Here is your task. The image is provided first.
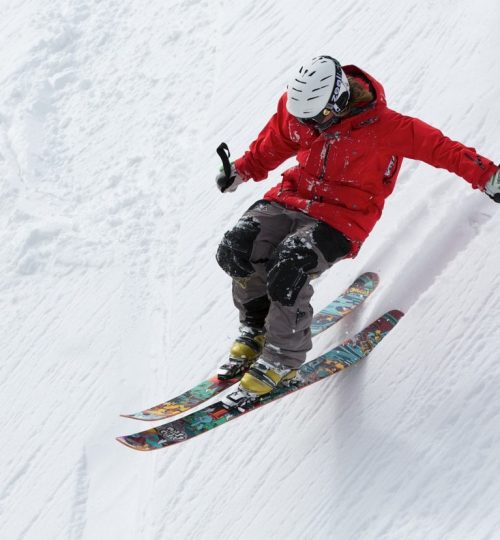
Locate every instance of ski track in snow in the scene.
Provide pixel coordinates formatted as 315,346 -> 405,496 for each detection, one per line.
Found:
0,0 -> 499,539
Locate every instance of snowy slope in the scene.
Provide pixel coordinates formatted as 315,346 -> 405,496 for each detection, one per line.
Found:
0,1 -> 499,539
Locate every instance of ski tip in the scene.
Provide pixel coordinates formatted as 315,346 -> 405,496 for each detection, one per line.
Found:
120,413 -> 163,421
353,271 -> 380,288
361,270 -> 379,281
116,436 -> 135,450
115,435 -> 154,452
385,309 -> 405,321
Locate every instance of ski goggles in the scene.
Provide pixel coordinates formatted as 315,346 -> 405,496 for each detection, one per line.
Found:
298,106 -> 337,125
298,91 -> 350,125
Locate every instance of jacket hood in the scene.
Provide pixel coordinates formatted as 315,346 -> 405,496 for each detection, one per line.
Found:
343,65 -> 387,109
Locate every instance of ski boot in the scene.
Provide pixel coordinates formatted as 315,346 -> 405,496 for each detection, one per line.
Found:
217,327 -> 266,380
222,358 -> 298,411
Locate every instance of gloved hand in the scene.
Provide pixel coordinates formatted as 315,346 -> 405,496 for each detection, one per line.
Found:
484,168 -> 500,202
216,162 -> 245,193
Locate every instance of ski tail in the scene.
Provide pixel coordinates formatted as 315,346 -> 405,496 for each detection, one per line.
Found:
311,271 -> 378,336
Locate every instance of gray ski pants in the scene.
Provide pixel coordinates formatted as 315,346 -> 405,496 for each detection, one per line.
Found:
216,200 -> 351,368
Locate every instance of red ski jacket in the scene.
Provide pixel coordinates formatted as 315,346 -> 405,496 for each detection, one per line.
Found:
234,65 -> 498,256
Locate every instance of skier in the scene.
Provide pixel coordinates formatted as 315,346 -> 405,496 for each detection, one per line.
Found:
215,56 -> 500,409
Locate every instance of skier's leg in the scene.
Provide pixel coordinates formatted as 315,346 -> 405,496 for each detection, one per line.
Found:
224,215 -> 351,407
263,219 -> 352,369
229,219 -> 351,402
215,200 -> 293,378
216,200 -> 292,328
222,216 -> 352,404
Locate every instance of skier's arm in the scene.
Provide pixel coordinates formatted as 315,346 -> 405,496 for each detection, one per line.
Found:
234,93 -> 301,182
380,110 -> 498,190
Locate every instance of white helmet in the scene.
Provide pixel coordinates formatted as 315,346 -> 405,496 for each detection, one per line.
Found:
286,56 -> 350,120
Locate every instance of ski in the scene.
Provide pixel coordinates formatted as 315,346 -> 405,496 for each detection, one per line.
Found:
121,272 -> 379,421
116,309 -> 402,451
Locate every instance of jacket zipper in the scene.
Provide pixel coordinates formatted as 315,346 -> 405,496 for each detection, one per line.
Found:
319,142 -> 332,182
307,140 -> 331,210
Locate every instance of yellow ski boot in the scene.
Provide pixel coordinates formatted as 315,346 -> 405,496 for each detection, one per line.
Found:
217,327 -> 266,380
222,358 -> 298,410
241,359 -> 297,395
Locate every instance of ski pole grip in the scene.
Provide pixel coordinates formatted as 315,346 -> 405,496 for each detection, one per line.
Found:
217,142 -> 232,181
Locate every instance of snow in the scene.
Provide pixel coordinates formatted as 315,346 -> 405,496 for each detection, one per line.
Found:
1,0 -> 499,539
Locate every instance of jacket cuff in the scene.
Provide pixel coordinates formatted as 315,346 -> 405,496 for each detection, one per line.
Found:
234,157 -> 253,182
475,164 -> 500,191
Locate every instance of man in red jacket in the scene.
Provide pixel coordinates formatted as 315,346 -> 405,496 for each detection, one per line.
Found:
215,56 -> 500,409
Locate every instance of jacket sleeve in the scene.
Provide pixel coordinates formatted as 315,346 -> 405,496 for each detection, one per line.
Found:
379,109 -> 498,189
234,93 -> 301,182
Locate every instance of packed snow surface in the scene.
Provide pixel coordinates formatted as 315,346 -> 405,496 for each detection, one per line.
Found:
1,1 -> 499,539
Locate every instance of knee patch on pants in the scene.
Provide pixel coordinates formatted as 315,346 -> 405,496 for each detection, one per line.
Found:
266,239 -> 318,307
216,216 -> 260,278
